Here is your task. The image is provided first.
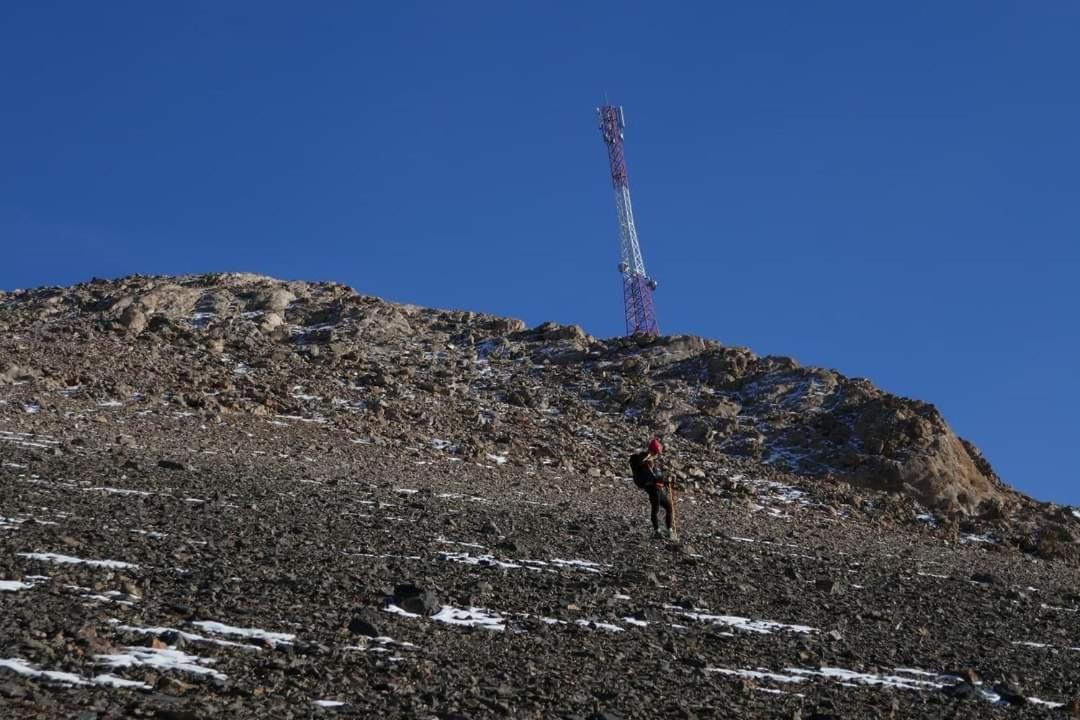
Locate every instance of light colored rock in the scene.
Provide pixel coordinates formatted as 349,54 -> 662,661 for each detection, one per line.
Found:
120,307 -> 147,335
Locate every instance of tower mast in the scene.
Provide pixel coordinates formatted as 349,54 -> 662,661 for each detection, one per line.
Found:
598,105 -> 660,336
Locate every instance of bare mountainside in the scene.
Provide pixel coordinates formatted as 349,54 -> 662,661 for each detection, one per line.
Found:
1,273 -> 1079,719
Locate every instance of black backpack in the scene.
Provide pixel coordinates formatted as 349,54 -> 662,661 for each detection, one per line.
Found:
629,451 -> 652,489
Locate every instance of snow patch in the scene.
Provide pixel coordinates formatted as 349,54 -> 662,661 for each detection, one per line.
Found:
273,414 -> 327,424
344,636 -> 417,653
383,604 -> 420,618
548,558 -> 606,573
788,666 -> 955,691
708,664 -> 979,696
436,492 -> 489,502
677,608 -> 815,635
93,673 -> 152,689
190,620 -> 295,646
0,580 -> 34,592
0,657 -> 88,685
431,606 -> 506,631
436,537 -> 487,550
385,604 -> 506,631
438,551 -> 522,570
90,486 -> 153,496
131,529 -> 169,539
0,516 -> 26,531
707,667 -> 808,684
18,552 -> 138,569
97,647 -> 227,680
84,590 -> 138,606
0,657 -> 152,690
0,430 -> 60,449
111,622 -> 257,650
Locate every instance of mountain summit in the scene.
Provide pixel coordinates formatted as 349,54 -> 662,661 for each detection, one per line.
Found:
0,272 -> 1012,511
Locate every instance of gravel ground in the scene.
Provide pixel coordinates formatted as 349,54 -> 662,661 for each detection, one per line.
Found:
2,410 -> 1078,719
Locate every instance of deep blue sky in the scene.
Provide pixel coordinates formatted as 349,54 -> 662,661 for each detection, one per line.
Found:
2,2 -> 1077,504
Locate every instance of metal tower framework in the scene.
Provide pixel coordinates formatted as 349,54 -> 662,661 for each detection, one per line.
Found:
598,105 -> 660,336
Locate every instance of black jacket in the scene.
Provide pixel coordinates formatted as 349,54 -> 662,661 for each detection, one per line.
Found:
630,451 -> 664,489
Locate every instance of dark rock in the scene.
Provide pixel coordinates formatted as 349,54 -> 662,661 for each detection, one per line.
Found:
993,681 -> 1028,705
815,578 -> 844,595
392,585 -> 441,616
348,610 -> 383,637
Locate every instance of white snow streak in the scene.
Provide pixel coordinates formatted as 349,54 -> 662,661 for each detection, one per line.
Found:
93,673 -> 152,689
431,606 -> 505,631
385,604 -> 506,631
0,657 -> 152,689
788,666 -> 954,691
190,621 -> 295,646
677,608 -> 815,635
18,552 -> 138,569
575,619 -> 624,632
97,647 -> 226,680
0,657 -> 87,685
438,551 -> 522,570
111,622 -> 257,650
707,667 -> 808,684
0,580 -> 34,592
0,430 -> 59,449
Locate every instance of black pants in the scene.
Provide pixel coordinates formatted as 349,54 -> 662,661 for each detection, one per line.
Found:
646,486 -> 673,531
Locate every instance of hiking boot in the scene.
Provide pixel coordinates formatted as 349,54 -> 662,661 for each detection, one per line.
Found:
668,528 -> 679,542
653,527 -> 665,539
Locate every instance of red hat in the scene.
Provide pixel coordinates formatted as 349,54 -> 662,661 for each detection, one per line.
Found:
648,437 -> 663,455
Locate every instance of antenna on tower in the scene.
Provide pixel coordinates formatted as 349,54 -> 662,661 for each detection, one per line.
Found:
597,104 -> 660,336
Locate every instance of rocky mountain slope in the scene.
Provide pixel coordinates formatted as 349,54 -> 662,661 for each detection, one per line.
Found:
1,273 -> 1078,718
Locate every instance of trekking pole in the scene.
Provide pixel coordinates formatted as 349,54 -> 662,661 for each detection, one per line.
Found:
670,478 -> 678,539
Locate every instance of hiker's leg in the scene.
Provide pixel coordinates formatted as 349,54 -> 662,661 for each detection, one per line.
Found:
659,488 -> 673,530
648,488 -> 660,530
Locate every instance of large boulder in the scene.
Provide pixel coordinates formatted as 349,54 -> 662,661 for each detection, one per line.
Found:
847,430 -> 1003,511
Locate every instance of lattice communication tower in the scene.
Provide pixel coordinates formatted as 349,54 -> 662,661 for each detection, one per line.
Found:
597,105 -> 660,336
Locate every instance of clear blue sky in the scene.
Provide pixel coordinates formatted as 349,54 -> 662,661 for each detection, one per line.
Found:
2,2 -> 1077,505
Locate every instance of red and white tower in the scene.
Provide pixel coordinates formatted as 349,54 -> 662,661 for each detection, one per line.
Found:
598,105 -> 660,336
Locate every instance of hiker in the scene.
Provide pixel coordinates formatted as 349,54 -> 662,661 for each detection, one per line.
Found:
630,436 -> 676,540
